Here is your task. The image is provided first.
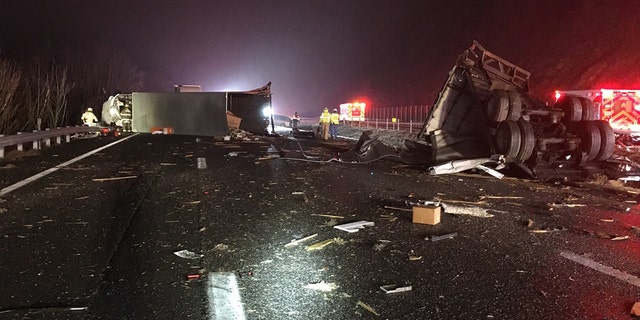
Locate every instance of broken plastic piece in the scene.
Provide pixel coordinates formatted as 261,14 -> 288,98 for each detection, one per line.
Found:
428,155 -> 505,175
187,274 -> 201,280
380,284 -> 413,294
334,220 -> 374,233
427,232 -> 458,242
173,250 -> 204,259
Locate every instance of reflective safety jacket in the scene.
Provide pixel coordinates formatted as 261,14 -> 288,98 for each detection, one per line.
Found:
330,112 -> 339,124
319,109 -> 330,123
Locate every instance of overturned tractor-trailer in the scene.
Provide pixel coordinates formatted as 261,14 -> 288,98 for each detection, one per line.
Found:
416,41 -> 616,179
342,41 -> 621,180
102,83 -> 273,136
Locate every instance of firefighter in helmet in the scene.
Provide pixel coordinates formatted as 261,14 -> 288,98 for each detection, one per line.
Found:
120,103 -> 132,132
329,108 -> 340,139
81,108 -> 99,126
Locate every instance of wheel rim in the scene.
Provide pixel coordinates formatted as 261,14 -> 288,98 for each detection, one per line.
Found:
594,120 -> 614,160
570,121 -> 601,161
486,90 -> 509,122
556,95 -> 583,123
507,91 -> 522,121
495,120 -> 521,160
516,119 -> 535,161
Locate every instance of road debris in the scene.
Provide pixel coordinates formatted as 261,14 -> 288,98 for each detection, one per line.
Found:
373,240 -> 391,251
306,238 -> 338,251
413,205 -> 441,225
187,274 -> 201,280
380,284 -> 412,294
356,300 -> 380,316
408,255 -> 422,261
442,203 -> 493,218
631,302 -> 640,316
547,202 -> 586,208
610,235 -> 629,241
379,214 -> 398,221
92,175 -> 137,182
311,213 -> 344,219
304,281 -> 338,292
427,232 -> 458,242
334,220 -> 374,233
285,233 -> 318,248
529,227 -> 566,234
173,249 -> 204,259
212,243 -> 229,252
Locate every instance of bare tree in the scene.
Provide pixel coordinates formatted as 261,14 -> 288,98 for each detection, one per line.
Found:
19,59 -> 74,131
0,59 -> 22,134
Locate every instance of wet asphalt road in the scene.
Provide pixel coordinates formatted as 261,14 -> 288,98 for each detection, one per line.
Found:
0,133 -> 639,320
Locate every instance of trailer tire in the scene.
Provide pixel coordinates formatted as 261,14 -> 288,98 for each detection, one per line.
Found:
495,120 -> 521,160
556,95 -> 583,123
516,119 -> 535,162
507,91 -> 523,121
486,90 -> 509,122
570,121 -> 601,161
579,97 -> 597,121
594,120 -> 615,160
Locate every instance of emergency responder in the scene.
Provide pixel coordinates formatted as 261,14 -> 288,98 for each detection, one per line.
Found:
120,104 -> 132,132
319,107 -> 330,140
81,108 -> 99,126
291,112 -> 300,130
329,108 -> 340,139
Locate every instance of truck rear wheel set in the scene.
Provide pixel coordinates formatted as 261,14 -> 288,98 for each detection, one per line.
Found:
488,90 -> 614,165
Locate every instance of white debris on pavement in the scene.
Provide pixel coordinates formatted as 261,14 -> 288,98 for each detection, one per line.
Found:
304,281 -> 339,292
173,249 -> 204,259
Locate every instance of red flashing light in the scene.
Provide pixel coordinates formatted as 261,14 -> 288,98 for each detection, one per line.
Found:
554,91 -> 561,101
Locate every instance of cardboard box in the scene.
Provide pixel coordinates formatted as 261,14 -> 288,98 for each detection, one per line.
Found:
412,205 -> 441,225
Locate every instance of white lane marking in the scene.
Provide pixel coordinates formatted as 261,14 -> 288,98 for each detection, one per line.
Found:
197,157 -> 207,169
560,251 -> 640,288
208,272 -> 246,320
0,134 -> 138,196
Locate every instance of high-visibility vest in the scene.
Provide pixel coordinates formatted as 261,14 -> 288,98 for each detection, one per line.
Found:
330,113 -> 339,124
319,110 -> 330,123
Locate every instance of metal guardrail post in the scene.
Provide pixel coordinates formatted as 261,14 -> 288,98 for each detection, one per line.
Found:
410,120 -> 412,133
45,129 -> 52,147
386,120 -> 389,130
32,130 -> 39,150
17,132 -> 23,151
0,135 -> 3,158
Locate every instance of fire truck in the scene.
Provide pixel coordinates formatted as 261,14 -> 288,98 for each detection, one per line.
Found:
554,89 -> 640,132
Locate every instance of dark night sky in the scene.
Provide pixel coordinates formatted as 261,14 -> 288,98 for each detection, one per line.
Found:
2,0 -> 637,117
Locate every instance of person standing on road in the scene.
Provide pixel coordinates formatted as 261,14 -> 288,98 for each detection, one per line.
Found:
120,104 -> 132,132
329,108 -> 340,140
291,112 -> 300,131
319,107 -> 330,140
81,108 -> 99,126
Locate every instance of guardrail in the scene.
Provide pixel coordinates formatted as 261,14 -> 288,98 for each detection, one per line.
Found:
343,119 -> 423,133
0,126 -> 102,158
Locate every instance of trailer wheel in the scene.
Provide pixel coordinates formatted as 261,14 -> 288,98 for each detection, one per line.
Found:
556,95 -> 583,123
486,90 -> 509,122
594,120 -> 614,160
579,97 -> 597,121
516,119 -> 535,161
570,121 -> 601,161
507,91 -> 522,121
495,120 -> 521,160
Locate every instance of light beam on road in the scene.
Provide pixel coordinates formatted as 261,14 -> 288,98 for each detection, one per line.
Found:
208,272 -> 246,320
